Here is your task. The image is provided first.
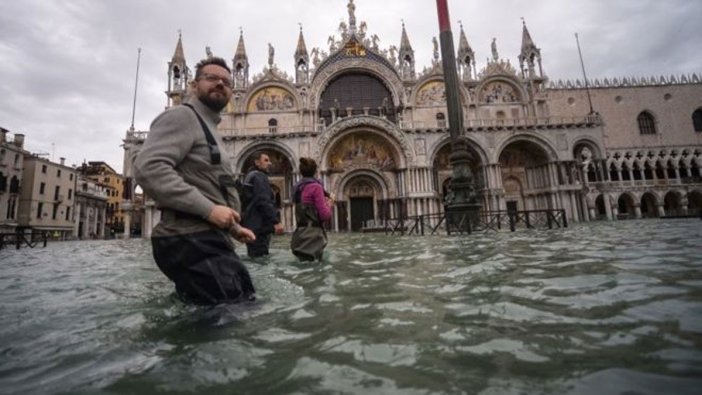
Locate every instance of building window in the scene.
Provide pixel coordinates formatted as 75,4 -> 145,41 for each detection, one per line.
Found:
37,202 -> 43,219
41,164 -> 47,173
268,118 -> 278,133
54,186 -> 60,201
68,189 -> 72,200
66,207 -> 71,221
14,154 -> 19,166
39,182 -> 45,194
693,108 -> 702,132
70,174 -> 73,181
57,169 -> 61,177
52,203 -> 59,220
436,112 -> 446,128
7,196 -> 17,219
9,176 -> 19,193
0,172 -> 6,192
637,111 -> 657,135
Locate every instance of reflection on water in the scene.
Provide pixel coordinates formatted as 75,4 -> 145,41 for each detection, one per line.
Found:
1,219 -> 701,394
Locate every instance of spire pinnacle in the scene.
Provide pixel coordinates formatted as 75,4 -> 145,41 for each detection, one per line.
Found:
400,20 -> 413,52
295,23 -> 308,58
172,30 -> 185,63
518,19 -> 543,79
457,20 -> 472,54
234,29 -> 247,60
521,18 -> 536,52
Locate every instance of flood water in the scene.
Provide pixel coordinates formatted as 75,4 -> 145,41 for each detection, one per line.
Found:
1,219 -> 701,394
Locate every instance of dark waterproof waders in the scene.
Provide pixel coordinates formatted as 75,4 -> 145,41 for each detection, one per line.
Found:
152,230 -> 255,304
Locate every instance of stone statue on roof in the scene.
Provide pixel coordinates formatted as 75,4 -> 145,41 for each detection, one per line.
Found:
491,38 -> 499,61
348,0 -> 356,27
268,43 -> 275,68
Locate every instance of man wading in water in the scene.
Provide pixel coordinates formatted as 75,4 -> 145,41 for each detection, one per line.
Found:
135,57 -> 257,305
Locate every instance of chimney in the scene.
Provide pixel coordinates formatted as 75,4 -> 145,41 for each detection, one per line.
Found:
13,133 -> 25,148
60,157 -> 66,166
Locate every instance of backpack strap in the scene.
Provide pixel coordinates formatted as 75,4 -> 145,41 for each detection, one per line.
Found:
293,179 -> 317,203
183,103 -> 232,206
183,103 -> 221,165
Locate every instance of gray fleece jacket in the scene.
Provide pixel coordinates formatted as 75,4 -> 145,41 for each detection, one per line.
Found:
134,97 -> 240,236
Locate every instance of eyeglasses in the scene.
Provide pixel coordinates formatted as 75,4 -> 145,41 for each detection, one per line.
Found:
198,73 -> 233,88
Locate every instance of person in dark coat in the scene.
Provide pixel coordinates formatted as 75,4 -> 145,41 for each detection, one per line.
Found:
241,151 -> 284,257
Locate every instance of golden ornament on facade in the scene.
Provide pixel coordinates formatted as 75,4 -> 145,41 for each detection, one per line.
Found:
343,41 -> 367,57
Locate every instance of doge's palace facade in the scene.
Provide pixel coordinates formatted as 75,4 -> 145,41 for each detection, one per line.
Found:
123,1 -> 702,236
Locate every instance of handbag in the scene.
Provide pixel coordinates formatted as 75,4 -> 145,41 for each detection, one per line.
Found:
291,222 -> 327,261
290,186 -> 327,261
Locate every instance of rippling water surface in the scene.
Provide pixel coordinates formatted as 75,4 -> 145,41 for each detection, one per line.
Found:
1,219 -> 701,394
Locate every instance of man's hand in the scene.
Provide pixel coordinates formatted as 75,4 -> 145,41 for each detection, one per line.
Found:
230,223 -> 256,243
207,205 -> 241,229
274,223 -> 284,235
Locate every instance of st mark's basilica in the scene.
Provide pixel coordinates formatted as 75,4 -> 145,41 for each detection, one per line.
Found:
122,1 -> 702,235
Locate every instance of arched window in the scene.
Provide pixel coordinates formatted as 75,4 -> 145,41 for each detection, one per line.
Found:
319,72 -> 395,124
637,111 -> 656,135
692,108 -> 702,132
268,118 -> 278,133
436,112 -> 446,128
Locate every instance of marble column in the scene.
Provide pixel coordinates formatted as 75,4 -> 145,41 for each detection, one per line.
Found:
603,192 -> 613,221
657,204 -> 665,218
73,203 -> 81,238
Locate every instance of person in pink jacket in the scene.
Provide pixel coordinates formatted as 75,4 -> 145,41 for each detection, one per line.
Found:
290,157 -> 334,261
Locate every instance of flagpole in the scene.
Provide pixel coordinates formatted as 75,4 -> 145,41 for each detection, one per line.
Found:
575,33 -> 594,114
130,48 -> 142,131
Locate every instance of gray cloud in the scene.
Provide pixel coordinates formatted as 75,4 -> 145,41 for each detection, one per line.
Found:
0,0 -> 699,172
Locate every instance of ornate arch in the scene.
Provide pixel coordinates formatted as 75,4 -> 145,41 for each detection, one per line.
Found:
411,75 -> 470,107
664,189 -> 685,202
314,115 -> 414,168
492,132 -> 559,163
332,168 -> 392,201
428,136 -> 489,166
572,137 -> 604,160
234,140 -> 297,175
644,189 -> 666,203
310,58 -> 404,108
618,190 -> 640,203
475,75 -> 528,105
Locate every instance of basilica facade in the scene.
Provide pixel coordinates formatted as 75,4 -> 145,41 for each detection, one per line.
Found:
123,1 -> 702,235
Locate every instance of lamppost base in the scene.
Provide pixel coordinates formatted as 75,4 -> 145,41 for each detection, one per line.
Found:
445,201 -> 481,235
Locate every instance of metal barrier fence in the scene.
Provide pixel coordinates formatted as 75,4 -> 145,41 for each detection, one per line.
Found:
0,231 -> 49,250
363,209 -> 568,236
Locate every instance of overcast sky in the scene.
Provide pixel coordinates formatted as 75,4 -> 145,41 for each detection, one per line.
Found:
1,0 -> 700,173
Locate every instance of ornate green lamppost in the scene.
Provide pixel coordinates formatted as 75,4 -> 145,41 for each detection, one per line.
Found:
436,0 -> 481,233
